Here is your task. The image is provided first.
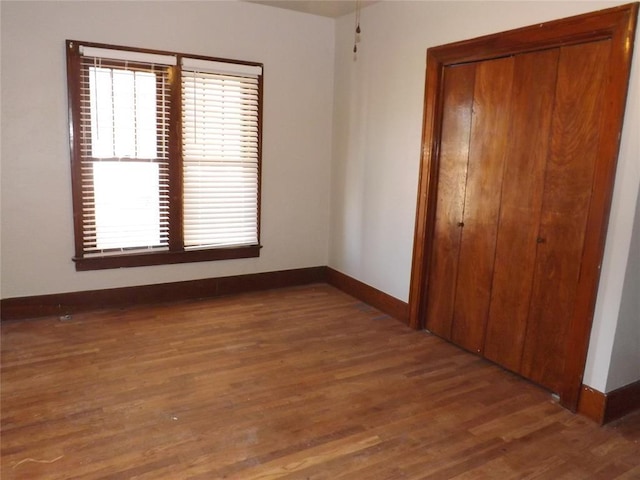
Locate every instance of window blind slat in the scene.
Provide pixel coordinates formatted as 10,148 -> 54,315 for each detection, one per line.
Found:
182,67 -> 260,248
182,57 -> 262,77
80,45 -> 177,66
78,55 -> 171,253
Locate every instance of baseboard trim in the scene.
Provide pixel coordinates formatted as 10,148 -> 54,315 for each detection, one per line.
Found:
577,380 -> 640,424
604,380 -> 640,424
326,267 -> 409,323
1,267 -> 411,323
1,266 -> 327,321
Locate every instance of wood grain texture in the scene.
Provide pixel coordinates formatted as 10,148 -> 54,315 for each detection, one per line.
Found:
578,386 -> 607,424
521,40 -> 611,394
559,3 -> 639,411
2,285 -> 639,479
450,56 -> 514,354
483,49 -> 559,372
424,63 -> 475,339
408,47 -> 450,331
422,3 -> 636,66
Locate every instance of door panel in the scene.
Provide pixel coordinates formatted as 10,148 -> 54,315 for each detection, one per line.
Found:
424,64 -> 476,339
451,57 -> 514,353
483,49 -> 559,372
411,5 -> 638,410
521,40 -> 611,392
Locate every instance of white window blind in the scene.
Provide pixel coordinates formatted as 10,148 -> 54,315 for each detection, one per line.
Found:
79,45 -> 177,66
68,41 -> 264,269
78,52 -> 171,254
182,61 -> 261,248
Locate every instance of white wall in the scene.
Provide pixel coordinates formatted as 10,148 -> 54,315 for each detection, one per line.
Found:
0,1 -> 334,298
606,190 -> 640,392
330,1 -> 640,392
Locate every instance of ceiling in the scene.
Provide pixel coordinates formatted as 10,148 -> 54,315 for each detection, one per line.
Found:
245,0 -> 377,18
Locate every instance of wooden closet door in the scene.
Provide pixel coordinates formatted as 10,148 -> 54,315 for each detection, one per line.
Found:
423,64 -> 476,340
426,40 -> 612,394
483,49 -> 559,372
450,57 -> 514,354
411,4 -> 638,409
424,57 -> 514,350
521,40 -> 611,393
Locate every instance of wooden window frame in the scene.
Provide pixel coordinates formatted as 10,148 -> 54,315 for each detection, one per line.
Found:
66,40 -> 263,271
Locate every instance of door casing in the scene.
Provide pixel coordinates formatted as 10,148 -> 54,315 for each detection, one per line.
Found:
408,3 -> 638,411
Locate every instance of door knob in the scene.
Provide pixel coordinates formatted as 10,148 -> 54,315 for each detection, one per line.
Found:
536,237 -> 546,244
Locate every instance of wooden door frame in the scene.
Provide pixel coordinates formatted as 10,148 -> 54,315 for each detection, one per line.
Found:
408,3 -> 638,411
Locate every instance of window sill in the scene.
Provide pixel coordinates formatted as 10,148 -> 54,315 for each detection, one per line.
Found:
73,245 -> 261,271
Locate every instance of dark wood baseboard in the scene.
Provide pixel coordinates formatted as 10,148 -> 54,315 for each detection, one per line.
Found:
577,380 -> 640,424
604,380 -> 640,424
1,266 -> 327,321
1,266 -> 410,323
325,267 -> 409,323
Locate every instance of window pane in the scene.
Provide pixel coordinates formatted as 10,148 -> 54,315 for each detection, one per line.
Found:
182,71 -> 259,248
183,163 -> 258,247
93,162 -> 161,249
89,67 -> 157,159
89,67 -> 115,158
134,73 -> 158,159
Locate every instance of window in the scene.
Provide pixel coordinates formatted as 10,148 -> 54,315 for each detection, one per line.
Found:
66,41 -> 263,270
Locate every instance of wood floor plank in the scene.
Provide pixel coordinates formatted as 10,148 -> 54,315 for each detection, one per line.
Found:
2,284 -> 638,479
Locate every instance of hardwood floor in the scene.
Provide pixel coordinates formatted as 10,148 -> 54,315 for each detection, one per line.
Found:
2,284 -> 638,479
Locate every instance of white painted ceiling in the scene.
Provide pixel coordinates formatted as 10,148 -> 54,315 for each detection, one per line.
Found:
245,0 -> 376,18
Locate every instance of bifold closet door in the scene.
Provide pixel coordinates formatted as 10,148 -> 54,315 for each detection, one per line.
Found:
424,58 -> 514,349
422,63 -> 475,340
425,56 -> 515,351
414,4 -> 638,408
520,40 -> 611,393
449,57 -> 514,354
424,39 -> 612,395
482,49 -> 559,372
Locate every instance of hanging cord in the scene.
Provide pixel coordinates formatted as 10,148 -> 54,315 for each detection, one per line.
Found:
353,0 -> 362,58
